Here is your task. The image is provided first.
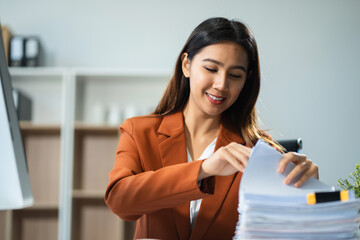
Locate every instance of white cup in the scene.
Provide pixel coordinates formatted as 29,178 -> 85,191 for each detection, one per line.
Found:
124,104 -> 137,120
91,103 -> 107,124
107,104 -> 122,126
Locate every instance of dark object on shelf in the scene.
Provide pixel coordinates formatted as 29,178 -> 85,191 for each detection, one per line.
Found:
10,36 -> 25,66
277,138 -> 302,153
25,37 -> 41,67
12,89 -> 32,121
10,36 -> 42,67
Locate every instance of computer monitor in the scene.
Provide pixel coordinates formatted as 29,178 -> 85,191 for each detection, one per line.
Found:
0,24 -> 34,210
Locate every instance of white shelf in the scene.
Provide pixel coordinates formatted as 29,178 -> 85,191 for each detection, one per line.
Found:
9,67 -> 68,77
3,67 -> 170,240
73,67 -> 171,77
9,67 -> 172,77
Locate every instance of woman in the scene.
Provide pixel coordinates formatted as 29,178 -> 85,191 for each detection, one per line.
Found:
105,17 -> 318,240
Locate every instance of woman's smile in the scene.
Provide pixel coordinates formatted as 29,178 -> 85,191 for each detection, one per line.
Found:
206,92 -> 226,105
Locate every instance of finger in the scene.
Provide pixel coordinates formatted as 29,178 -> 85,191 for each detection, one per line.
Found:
221,148 -> 246,172
278,152 -> 306,173
227,142 -> 252,156
239,144 -> 252,157
229,142 -> 252,158
294,163 -> 319,187
238,143 -> 252,154
225,144 -> 250,166
283,159 -> 312,185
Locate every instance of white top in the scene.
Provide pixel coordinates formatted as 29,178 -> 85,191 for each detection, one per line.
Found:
187,137 -> 217,230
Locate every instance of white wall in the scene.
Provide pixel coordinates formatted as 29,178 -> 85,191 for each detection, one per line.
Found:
1,0 -> 359,187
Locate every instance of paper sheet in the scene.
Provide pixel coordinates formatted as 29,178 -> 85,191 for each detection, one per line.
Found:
240,140 -> 333,198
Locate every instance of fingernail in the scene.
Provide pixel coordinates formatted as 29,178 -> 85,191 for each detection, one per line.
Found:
284,178 -> 289,184
294,183 -> 300,188
278,166 -> 283,173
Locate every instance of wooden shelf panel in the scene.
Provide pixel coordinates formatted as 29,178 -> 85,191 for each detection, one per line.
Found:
72,199 -> 122,240
20,122 -> 61,132
12,209 -> 58,240
22,131 -> 61,205
73,130 -> 119,191
74,123 -> 120,132
0,211 -> 9,240
72,190 -> 105,199
19,121 -> 121,132
22,204 -> 59,211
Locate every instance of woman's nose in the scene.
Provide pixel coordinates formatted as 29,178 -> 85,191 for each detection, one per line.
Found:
213,73 -> 228,91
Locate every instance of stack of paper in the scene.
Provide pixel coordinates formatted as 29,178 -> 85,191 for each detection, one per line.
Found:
234,140 -> 360,239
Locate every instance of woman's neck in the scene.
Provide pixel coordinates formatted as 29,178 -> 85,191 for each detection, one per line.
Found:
183,104 -> 221,160
183,104 -> 221,139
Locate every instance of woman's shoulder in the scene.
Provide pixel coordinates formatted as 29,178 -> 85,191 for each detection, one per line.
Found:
120,114 -> 164,134
127,114 -> 163,123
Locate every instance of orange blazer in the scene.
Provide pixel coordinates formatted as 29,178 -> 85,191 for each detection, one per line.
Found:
105,111 -> 247,240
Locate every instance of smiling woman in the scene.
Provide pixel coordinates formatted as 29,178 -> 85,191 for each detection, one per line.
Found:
105,17 -> 319,240
181,42 -> 248,122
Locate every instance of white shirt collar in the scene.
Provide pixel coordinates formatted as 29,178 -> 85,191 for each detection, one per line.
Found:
187,137 -> 217,162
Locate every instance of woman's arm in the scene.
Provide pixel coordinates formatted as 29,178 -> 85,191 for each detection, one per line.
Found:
104,120 -> 214,221
198,140 -> 318,188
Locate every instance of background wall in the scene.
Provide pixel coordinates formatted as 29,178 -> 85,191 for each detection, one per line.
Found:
1,0 -> 359,187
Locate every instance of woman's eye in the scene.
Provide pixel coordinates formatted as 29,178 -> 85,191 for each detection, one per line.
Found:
204,67 -> 217,73
230,74 -> 242,79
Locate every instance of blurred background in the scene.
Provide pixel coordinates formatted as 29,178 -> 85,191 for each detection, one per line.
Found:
0,0 -> 359,239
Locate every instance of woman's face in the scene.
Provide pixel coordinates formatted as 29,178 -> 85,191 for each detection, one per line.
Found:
182,42 -> 249,119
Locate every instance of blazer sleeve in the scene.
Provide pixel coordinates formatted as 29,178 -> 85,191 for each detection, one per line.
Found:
104,119 -> 214,221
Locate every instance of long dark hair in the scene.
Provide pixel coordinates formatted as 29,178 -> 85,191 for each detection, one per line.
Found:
154,17 -> 281,149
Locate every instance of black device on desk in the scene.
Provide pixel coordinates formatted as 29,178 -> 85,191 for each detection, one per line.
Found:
0,23 -> 34,210
277,139 -> 303,153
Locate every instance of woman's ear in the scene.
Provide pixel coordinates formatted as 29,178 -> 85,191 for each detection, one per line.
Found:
181,53 -> 190,78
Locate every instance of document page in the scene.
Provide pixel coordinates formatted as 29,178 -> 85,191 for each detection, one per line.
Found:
239,140 -> 333,204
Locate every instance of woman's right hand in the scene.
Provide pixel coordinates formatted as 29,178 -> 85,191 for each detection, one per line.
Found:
198,142 -> 251,180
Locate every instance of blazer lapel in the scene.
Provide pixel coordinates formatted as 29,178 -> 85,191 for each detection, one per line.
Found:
157,112 -> 191,239
157,111 -> 188,166
190,121 -> 246,240
156,113 -> 246,240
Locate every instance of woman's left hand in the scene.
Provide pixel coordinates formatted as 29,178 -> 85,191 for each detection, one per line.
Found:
277,152 -> 319,188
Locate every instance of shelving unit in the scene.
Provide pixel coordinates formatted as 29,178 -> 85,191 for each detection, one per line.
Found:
0,67 -> 171,240
0,68 -> 65,240
71,124 -> 121,240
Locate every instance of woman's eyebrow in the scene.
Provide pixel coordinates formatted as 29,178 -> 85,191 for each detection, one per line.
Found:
202,58 -> 247,72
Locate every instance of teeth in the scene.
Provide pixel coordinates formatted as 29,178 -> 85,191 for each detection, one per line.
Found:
207,93 -> 224,101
